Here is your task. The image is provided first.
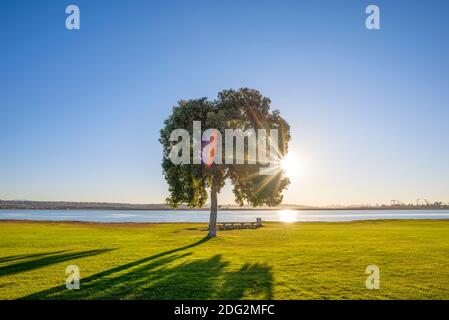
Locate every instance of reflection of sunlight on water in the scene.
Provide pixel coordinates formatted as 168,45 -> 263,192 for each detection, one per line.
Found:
278,210 -> 297,223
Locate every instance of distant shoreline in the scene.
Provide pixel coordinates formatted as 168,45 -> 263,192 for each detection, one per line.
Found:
1,200 -> 448,212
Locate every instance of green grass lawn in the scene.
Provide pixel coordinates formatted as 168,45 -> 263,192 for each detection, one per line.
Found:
1,220 -> 449,300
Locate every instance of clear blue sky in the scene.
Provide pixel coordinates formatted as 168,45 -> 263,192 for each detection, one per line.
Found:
1,0 -> 448,205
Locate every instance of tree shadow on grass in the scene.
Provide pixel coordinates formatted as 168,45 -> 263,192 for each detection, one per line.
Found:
0,249 -> 115,277
0,251 -> 69,264
23,237 -> 273,300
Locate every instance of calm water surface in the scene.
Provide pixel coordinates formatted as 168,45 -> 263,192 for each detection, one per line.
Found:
1,209 -> 449,223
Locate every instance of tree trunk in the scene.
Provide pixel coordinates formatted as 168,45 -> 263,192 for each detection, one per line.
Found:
208,187 -> 218,238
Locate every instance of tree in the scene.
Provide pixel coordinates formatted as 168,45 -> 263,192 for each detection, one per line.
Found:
160,88 -> 291,237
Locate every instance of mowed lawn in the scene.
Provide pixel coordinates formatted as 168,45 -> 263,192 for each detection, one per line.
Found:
1,220 -> 449,300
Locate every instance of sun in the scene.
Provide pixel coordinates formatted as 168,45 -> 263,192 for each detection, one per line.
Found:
280,154 -> 299,178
